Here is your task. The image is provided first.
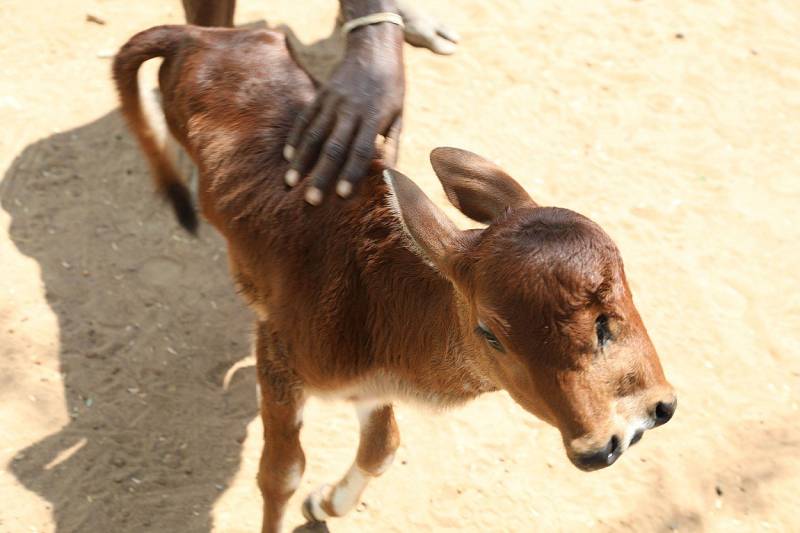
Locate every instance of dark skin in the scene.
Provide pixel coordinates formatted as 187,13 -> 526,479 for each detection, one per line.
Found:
182,0 -> 405,205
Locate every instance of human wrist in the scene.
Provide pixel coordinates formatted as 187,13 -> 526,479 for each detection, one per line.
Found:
341,0 -> 402,46
345,20 -> 404,50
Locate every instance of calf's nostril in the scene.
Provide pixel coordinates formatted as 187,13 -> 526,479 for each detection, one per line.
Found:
575,435 -> 624,471
608,435 -> 621,459
654,399 -> 677,426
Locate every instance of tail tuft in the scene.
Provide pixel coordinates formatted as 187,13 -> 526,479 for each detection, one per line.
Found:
165,181 -> 199,234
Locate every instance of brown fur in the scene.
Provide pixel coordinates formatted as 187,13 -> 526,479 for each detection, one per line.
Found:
113,25 -> 675,532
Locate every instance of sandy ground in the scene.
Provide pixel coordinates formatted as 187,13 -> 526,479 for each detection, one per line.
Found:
2,0 -> 800,531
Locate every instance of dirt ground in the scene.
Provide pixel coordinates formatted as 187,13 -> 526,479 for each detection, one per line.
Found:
2,0 -> 799,532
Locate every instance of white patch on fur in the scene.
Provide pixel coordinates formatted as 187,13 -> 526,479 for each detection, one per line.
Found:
329,465 -> 369,516
356,400 -> 383,425
307,369 -> 485,411
611,397 -> 655,451
284,461 -> 303,493
622,416 -> 654,450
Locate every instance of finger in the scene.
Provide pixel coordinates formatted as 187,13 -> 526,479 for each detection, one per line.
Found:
284,97 -> 338,187
305,115 -> 359,204
381,115 -> 403,168
429,35 -> 457,55
284,93 -> 325,161
335,122 -> 379,198
402,30 -> 432,50
436,25 -> 460,44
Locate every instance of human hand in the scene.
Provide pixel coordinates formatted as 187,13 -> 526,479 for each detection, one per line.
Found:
397,0 -> 460,55
284,23 -> 405,205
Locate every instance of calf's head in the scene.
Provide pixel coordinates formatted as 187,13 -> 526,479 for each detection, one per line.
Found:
385,147 -> 676,471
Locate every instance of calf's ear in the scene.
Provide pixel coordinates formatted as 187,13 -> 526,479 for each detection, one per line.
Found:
384,168 -> 469,272
430,147 -> 537,224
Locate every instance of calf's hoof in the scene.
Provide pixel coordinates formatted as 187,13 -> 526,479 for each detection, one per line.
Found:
302,484 -> 333,522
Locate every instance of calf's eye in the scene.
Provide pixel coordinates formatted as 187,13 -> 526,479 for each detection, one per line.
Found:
476,321 -> 505,353
596,314 -> 612,347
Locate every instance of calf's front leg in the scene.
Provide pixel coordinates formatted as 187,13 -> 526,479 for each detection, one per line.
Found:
303,402 -> 400,522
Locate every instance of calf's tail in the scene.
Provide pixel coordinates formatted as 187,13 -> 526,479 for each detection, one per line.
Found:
112,25 -> 197,233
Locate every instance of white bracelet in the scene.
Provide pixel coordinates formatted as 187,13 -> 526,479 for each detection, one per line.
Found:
341,12 -> 404,35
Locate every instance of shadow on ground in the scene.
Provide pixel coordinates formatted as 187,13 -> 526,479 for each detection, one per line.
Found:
2,106 -> 260,531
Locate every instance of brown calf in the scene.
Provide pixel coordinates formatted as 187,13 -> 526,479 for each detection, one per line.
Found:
113,25 -> 676,532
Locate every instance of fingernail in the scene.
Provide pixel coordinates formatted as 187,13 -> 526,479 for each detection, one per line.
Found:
283,145 -> 295,161
336,180 -> 352,198
305,186 -> 323,206
433,40 -> 457,56
285,169 -> 299,187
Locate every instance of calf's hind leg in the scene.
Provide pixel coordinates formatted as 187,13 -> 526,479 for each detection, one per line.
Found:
255,324 -> 305,533
303,402 -> 400,522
